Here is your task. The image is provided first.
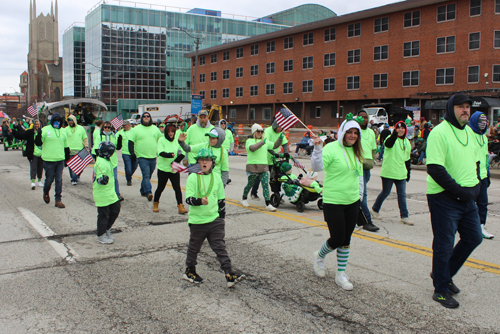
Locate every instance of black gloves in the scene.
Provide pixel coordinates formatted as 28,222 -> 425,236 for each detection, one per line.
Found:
37,128 -> 42,135
131,154 -> 137,162
283,152 -> 290,159
487,176 -> 491,188
159,152 -> 175,158
97,175 -> 109,185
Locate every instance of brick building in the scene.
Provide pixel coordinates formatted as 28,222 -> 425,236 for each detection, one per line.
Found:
186,0 -> 500,127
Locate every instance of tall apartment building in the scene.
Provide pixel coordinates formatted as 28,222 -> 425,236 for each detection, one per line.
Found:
186,0 -> 500,127
63,25 -> 86,98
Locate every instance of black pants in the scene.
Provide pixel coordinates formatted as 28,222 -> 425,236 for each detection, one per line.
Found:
154,170 -> 182,204
323,201 -> 359,249
97,201 -> 121,237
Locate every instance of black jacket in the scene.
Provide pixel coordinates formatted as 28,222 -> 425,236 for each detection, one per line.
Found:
12,125 -> 38,161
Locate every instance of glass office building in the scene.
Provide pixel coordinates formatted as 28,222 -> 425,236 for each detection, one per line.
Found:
62,25 -> 85,98
261,4 -> 336,26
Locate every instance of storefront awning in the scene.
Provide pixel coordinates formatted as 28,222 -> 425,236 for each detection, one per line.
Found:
424,100 -> 447,110
470,97 -> 500,108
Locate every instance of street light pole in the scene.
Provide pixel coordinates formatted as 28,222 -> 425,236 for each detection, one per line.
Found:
83,61 -> 102,101
172,27 -> 205,95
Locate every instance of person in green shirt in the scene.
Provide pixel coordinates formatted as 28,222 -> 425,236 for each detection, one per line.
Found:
183,148 -> 246,288
65,115 -> 89,185
219,119 -> 234,153
117,120 -> 138,186
93,141 -> 120,244
371,121 -> 413,225
12,119 -> 44,189
310,114 -> 364,291
185,110 -> 214,164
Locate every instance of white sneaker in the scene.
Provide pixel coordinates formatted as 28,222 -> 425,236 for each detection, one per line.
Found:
37,181 -> 44,187
72,181 -> 77,186
400,217 -> 415,226
266,204 -> 277,212
481,225 -> 494,239
31,182 -> 36,190
335,271 -> 353,290
97,234 -> 114,244
370,209 -> 381,220
313,251 -> 326,277
106,229 -> 115,241
240,199 -> 249,207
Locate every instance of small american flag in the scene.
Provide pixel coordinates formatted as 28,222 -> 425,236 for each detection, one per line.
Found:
67,148 -> 93,175
110,114 -> 123,130
292,158 -> 305,170
171,162 -> 203,174
275,107 -> 299,131
27,104 -> 38,117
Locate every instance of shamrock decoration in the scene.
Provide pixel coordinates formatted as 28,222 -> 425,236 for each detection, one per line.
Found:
345,113 -> 364,125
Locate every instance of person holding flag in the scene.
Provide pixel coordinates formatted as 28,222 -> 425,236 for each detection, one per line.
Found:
64,115 -> 89,185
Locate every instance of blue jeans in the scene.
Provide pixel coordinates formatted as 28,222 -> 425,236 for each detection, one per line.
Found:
418,151 -> 426,163
137,157 -> 156,196
378,145 -> 385,161
372,177 -> 408,218
476,178 -> 488,225
427,194 -> 482,293
68,155 -> 78,182
113,166 -> 120,197
43,160 -> 64,201
122,154 -> 138,182
360,169 -> 372,224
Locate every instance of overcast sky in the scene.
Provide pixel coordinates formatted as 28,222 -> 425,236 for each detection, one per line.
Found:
0,0 -> 397,96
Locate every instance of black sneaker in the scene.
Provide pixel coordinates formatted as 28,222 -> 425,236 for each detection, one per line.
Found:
430,272 -> 460,295
226,271 -> 246,288
127,180 -> 132,186
363,223 -> 380,232
432,292 -> 459,308
183,267 -> 203,284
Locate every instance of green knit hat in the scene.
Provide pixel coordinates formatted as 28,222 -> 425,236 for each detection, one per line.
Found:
280,162 -> 292,173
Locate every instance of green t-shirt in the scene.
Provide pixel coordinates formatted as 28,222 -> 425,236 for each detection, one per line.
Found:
246,138 -> 273,165
472,131 -> 488,180
380,137 -> 410,180
91,128 -> 100,155
33,132 -> 42,157
265,127 -> 288,165
185,172 -> 225,225
360,128 -> 377,161
117,128 -> 133,155
190,142 -> 228,174
426,121 -> 480,194
222,129 -> 234,151
322,141 -> 362,205
94,132 -> 119,168
40,125 -> 68,162
93,157 -> 119,207
185,124 -> 214,163
129,124 -> 162,159
64,125 -> 87,153
157,137 -> 183,173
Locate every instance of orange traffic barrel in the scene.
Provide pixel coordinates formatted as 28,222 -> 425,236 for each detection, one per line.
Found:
238,124 -> 244,135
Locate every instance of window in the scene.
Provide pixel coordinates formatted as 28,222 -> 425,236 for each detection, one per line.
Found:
222,88 -> 229,98
348,23 -> 361,37
437,36 -> 456,53
495,31 -> 500,48
374,45 -> 389,60
436,68 -> 455,85
250,85 -> 258,96
236,47 -> 243,58
468,65 -> 480,83
283,82 -> 293,94
210,89 -> 217,99
267,41 -> 275,52
373,73 -> 388,88
496,0 -> 500,13
250,108 -> 255,120
303,32 -> 314,46
348,49 -> 361,64
404,10 -> 420,27
199,56 -> 205,66
403,71 -> 419,87
199,90 -> 205,99
266,84 -> 275,95
437,4 -> 456,22
324,53 -> 336,67
236,67 -> 243,78
236,87 -> 243,97
199,73 -> 205,83
230,109 -> 236,118
313,106 -> 321,118
250,65 -> 259,76
469,32 -> 480,50
325,28 -> 336,41
223,50 -> 230,61
284,59 -> 293,72
284,37 -> 294,49
302,56 -> 314,69
251,44 -> 259,56
493,65 -> 500,82
470,0 -> 481,16
347,76 -> 360,90
211,54 -> 217,63
222,69 -> 229,80
302,80 -> 313,93
404,41 -> 420,57
266,62 -> 275,74
374,17 -> 389,32
210,71 -> 217,82
324,78 -> 335,91
263,108 -> 272,120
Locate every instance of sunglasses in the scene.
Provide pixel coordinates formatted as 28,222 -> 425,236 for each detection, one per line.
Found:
221,122 -> 226,124
103,126 -> 112,129
143,115 -> 150,118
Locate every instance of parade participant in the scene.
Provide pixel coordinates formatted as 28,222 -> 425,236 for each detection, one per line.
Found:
117,120 -> 137,186
35,113 -> 69,208
377,124 -> 391,161
64,115 -> 89,185
153,122 -> 188,214
469,111 -> 493,239
357,110 -> 379,232
219,119 -> 234,153
185,110 -> 213,164
159,123 -> 166,133
91,119 -> 103,159
240,123 -> 283,211
94,121 -> 123,201
426,93 -> 483,308
93,141 -> 121,244
183,148 -> 246,288
371,121 -> 413,225
128,112 -> 162,201
12,119 -> 44,189
2,119 -> 13,146
310,114 -> 364,290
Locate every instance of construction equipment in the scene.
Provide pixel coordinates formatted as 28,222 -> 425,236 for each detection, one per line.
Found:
207,104 -> 223,123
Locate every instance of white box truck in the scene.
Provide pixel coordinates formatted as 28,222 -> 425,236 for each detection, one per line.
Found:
126,103 -> 191,125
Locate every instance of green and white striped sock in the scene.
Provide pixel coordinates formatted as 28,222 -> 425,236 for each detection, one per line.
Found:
318,241 -> 334,258
337,246 -> 350,272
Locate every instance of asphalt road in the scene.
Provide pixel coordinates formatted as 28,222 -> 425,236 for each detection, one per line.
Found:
0,148 -> 499,333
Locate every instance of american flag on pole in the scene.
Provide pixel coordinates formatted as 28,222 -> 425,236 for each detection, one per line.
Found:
275,107 -> 299,131
292,158 -> 305,170
110,114 -> 123,130
27,104 -> 38,117
171,162 -> 203,174
67,148 -> 94,175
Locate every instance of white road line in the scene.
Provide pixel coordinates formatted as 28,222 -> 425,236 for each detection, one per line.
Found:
17,207 -> 79,264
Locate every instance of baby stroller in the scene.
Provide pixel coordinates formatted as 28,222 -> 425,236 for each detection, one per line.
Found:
267,150 -> 290,208
280,173 -> 323,212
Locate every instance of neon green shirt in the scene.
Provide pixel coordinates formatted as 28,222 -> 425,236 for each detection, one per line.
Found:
94,131 -> 119,168
129,124 -> 162,159
246,138 -> 273,165
40,125 -> 68,162
265,127 -> 288,165
117,128 -> 133,155
185,124 -> 214,164
190,142 -> 227,174
472,132 -> 488,180
91,127 -> 100,155
380,137 -> 410,180
64,125 -> 87,153
93,157 -> 119,207
33,132 -> 42,157
426,121 -> 480,194
157,137 -> 182,173
360,128 -> 377,161
185,172 -> 225,225
222,129 -> 234,151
